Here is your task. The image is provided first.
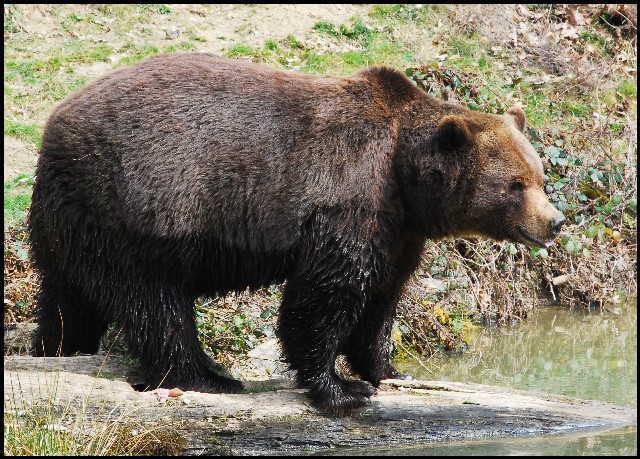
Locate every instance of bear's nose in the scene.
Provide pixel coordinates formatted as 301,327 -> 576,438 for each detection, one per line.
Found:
550,214 -> 566,233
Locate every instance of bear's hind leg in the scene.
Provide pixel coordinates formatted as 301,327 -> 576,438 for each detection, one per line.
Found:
32,268 -> 108,357
117,282 -> 243,394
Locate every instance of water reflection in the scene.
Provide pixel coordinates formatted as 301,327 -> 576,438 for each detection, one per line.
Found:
328,426 -> 637,456
391,298 -> 637,456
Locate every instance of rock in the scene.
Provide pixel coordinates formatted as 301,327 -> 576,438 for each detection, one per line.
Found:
246,338 -> 294,377
4,323 -> 37,353
3,354 -> 636,455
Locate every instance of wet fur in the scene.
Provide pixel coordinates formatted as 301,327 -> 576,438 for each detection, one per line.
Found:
29,53 -> 552,414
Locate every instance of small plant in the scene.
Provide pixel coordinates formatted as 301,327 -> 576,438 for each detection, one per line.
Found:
195,293 -> 279,366
4,369 -> 187,455
264,38 -> 279,51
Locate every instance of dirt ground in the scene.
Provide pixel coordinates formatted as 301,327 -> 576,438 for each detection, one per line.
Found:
3,4 -> 371,182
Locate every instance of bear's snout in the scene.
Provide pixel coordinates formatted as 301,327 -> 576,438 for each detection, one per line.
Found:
550,214 -> 566,233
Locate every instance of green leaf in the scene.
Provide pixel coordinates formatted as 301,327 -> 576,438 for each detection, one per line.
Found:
544,145 -> 562,157
565,240 -> 575,253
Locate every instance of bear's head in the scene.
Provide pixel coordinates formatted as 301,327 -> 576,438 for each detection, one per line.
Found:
398,105 -> 565,248
455,107 -> 565,248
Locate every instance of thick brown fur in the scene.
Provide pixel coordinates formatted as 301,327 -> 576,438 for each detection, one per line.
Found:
28,53 -> 564,414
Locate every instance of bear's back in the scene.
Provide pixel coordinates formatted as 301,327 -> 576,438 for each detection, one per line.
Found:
34,54 -> 419,250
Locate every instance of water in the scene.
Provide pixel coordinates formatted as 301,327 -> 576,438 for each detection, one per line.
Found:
388,298 -> 637,456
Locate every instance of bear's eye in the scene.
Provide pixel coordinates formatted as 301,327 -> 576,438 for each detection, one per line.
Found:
511,181 -> 524,191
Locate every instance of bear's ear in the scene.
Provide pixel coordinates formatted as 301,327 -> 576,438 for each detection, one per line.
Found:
436,115 -> 475,152
506,106 -> 526,132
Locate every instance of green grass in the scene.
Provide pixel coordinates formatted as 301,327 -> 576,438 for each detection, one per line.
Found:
447,35 -> 482,58
118,43 -> 160,66
4,396 -> 186,455
94,3 -> 171,18
223,17 -> 411,75
559,99 -> 592,117
313,18 -> 376,45
136,4 -> 172,15
301,51 -> 333,74
4,59 -> 61,84
4,194 -> 31,225
288,35 -> 302,49
227,43 -> 255,58
4,174 -> 35,225
617,79 -> 637,97
369,3 -> 438,22
166,41 -> 198,52
4,119 -> 42,148
264,38 -> 279,51
61,41 -> 115,64
312,20 -> 339,36
523,91 -> 554,128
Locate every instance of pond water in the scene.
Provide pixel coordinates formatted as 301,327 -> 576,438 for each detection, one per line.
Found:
384,297 -> 638,456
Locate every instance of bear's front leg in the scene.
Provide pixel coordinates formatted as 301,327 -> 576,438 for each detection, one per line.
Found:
279,277 -> 376,415
343,234 -> 425,386
342,289 -> 402,386
343,287 -> 415,386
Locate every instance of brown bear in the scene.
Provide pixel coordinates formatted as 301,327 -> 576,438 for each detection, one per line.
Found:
28,53 -> 564,414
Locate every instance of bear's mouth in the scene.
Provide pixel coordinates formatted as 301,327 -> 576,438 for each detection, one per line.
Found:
517,226 -> 554,249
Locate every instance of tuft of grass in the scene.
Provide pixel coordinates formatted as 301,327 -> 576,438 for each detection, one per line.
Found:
3,194 -> 31,226
164,43 -> 196,54
136,4 -> 172,15
264,38 -> 279,51
4,174 -> 34,225
4,4 -> 23,34
288,35 -> 302,49
301,51 -> 333,74
559,99 -> 592,117
227,43 -> 255,58
312,20 -> 338,36
617,79 -> 637,97
4,367 -> 187,456
369,4 -> 438,22
4,59 -> 61,84
4,402 -> 187,456
4,119 -> 42,148
118,43 -> 160,66
313,18 -> 376,45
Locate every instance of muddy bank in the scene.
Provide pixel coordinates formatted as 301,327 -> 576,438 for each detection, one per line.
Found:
4,352 -> 636,456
